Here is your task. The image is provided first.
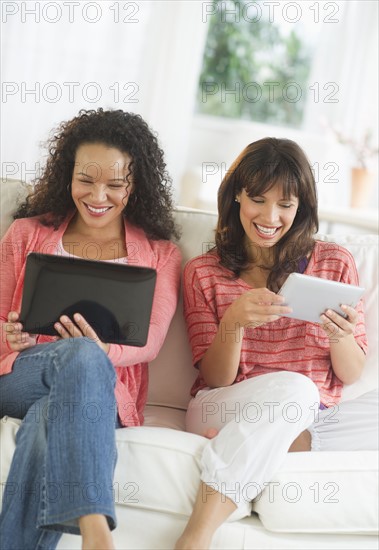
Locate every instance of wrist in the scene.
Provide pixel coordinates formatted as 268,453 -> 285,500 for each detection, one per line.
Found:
103,343 -> 110,354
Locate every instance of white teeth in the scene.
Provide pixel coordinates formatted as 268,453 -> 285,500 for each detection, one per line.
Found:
87,205 -> 110,213
256,224 -> 277,235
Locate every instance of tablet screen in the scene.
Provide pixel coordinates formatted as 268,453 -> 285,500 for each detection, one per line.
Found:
20,253 -> 157,346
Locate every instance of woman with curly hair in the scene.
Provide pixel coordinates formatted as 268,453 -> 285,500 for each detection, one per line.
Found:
0,109 -> 181,549
176,138 -> 377,549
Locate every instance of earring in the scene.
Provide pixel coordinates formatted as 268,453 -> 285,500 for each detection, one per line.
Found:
234,197 -> 240,203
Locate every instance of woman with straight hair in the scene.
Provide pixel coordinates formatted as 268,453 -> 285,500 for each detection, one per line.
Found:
176,138 -> 377,549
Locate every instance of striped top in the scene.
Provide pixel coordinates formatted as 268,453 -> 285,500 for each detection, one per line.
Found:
183,241 -> 367,406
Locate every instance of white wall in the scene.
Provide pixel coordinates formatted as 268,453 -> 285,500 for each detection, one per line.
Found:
0,1 -> 208,197
180,115 -> 352,211
1,0 -> 378,222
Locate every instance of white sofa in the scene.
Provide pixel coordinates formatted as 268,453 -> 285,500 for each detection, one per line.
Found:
1,179 -> 378,549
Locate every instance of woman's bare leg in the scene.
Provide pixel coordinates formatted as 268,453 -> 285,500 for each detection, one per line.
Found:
288,429 -> 311,452
79,514 -> 115,550
175,482 -> 237,550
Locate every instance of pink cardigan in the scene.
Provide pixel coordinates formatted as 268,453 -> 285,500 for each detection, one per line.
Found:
0,215 -> 181,427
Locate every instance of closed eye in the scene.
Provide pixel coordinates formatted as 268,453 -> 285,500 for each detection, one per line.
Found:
108,184 -> 124,189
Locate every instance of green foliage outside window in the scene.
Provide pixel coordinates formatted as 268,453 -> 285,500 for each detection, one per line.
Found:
197,0 -> 313,128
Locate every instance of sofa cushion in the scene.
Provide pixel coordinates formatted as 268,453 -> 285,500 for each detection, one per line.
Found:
1,416 -> 378,535
147,207 -> 218,410
252,450 -> 379,534
0,179 -> 30,239
317,235 -> 379,401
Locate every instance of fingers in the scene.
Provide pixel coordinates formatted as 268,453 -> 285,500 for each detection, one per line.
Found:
73,313 -> 110,354
320,305 -> 357,339
340,304 -> 358,323
72,313 -> 98,341
247,291 -> 292,316
7,311 -> 19,323
248,288 -> 285,304
226,288 -> 293,328
55,315 -> 84,338
5,311 -> 35,351
54,314 -> 109,354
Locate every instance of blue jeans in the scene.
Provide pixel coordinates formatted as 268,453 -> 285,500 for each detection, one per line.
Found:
0,338 -> 119,550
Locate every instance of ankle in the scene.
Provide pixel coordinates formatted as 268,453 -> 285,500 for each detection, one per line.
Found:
175,531 -> 212,550
79,514 -> 114,550
82,532 -> 114,550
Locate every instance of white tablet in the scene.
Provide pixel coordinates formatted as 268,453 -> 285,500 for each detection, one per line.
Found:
277,272 -> 365,324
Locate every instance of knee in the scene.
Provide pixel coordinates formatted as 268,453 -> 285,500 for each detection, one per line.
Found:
278,371 -> 320,408
16,396 -> 49,451
53,338 -> 115,383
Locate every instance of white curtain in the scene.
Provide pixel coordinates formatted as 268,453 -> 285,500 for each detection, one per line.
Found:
137,1 -> 209,192
303,0 -> 379,163
1,1 -> 151,183
1,0 -> 208,197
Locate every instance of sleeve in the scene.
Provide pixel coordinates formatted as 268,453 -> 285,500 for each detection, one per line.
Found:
182,258 -> 219,368
0,222 -> 24,374
107,244 -> 182,367
338,247 -> 368,355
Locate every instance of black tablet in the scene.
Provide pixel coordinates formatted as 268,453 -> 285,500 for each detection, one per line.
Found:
19,253 -> 157,346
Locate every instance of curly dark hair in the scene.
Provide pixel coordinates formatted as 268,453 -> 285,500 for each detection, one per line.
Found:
215,137 -> 319,292
14,108 -> 180,240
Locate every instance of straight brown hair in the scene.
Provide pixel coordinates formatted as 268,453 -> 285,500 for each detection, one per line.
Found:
215,137 -> 319,291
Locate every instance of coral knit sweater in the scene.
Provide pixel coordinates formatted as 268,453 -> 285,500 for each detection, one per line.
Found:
0,215 -> 181,427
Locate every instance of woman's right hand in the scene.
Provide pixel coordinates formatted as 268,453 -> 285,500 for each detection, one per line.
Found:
5,311 -> 37,352
198,288 -> 293,388
222,288 -> 292,328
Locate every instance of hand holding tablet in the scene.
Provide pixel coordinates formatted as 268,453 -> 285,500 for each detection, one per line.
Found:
277,273 -> 365,324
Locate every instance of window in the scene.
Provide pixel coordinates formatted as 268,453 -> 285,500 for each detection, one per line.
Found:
197,0 -> 318,128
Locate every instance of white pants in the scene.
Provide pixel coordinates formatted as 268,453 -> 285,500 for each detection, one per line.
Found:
309,386 -> 379,451
186,372 -> 378,520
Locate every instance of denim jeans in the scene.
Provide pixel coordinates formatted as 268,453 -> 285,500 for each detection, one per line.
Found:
0,338 -> 118,550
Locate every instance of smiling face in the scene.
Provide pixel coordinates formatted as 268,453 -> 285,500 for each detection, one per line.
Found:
71,143 -> 133,234
236,184 -> 299,258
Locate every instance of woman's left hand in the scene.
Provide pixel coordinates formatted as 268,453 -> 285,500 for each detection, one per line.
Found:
54,313 -> 110,354
319,304 -> 358,342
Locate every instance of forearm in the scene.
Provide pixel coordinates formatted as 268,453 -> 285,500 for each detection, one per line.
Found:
199,319 -> 244,388
329,334 -> 365,385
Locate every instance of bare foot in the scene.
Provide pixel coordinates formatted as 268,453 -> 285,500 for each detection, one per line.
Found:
203,428 -> 219,439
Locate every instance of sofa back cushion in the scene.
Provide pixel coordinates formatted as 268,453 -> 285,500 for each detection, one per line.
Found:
1,181 -> 377,410
147,207 -> 218,409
